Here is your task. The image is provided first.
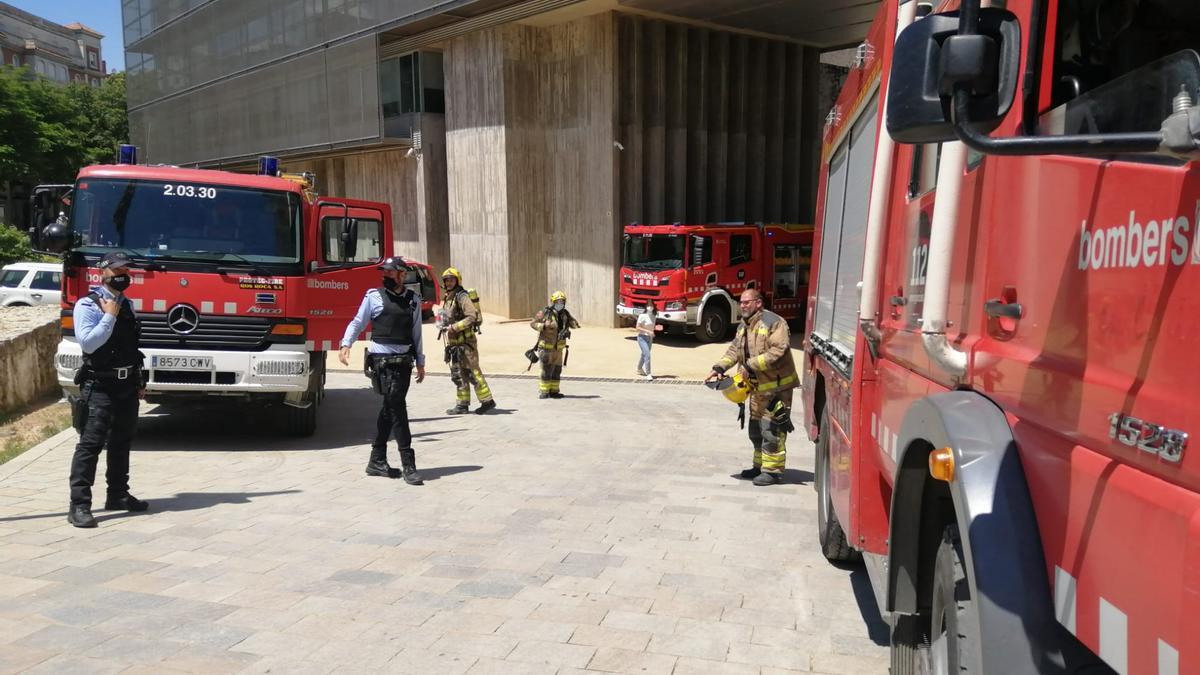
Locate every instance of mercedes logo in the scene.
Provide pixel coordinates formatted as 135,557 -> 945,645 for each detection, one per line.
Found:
167,304 -> 200,335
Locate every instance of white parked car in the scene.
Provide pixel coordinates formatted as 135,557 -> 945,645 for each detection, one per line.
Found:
0,262 -> 62,307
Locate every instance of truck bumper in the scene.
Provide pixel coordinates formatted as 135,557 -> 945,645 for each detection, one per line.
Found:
55,341 -> 310,396
615,302 -> 691,327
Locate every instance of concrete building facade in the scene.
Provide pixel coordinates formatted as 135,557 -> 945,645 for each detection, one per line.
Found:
0,2 -> 107,86
123,0 -> 874,324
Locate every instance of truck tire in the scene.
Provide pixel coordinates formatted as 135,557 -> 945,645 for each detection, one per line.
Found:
816,406 -> 857,562
696,301 -> 729,343
282,353 -> 324,437
928,524 -> 976,674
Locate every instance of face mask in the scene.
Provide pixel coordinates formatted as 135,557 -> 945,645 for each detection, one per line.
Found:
107,274 -> 131,292
553,301 -> 565,311
382,277 -> 399,291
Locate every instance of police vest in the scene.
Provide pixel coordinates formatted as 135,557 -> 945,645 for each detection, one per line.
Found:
371,288 -> 416,345
81,293 -> 142,371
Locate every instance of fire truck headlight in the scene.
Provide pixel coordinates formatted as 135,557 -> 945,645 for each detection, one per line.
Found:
665,300 -> 685,311
57,353 -> 82,371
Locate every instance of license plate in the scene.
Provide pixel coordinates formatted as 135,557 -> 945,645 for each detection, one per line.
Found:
152,355 -> 213,370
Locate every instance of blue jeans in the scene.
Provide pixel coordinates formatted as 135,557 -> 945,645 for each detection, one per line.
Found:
636,335 -> 652,374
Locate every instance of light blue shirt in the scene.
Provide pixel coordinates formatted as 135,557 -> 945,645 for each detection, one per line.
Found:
341,288 -> 425,366
74,285 -> 134,355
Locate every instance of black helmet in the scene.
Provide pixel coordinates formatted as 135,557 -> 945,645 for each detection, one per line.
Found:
376,256 -> 407,271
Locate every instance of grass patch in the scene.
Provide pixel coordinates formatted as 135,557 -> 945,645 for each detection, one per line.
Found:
0,398 -> 72,466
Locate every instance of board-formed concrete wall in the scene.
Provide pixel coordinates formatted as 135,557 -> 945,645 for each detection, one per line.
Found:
0,306 -> 61,415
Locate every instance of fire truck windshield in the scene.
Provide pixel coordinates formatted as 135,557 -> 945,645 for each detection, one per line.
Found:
622,234 -> 685,270
70,178 -> 302,267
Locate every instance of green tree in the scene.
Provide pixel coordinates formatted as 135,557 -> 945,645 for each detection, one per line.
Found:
0,69 -> 128,186
0,222 -> 35,267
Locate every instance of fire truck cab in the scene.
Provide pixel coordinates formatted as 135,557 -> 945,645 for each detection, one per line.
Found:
803,0 -> 1200,673
616,222 -> 812,342
43,150 -> 399,436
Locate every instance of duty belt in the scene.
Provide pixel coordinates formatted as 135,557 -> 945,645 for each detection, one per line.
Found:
372,354 -> 414,369
87,365 -> 141,381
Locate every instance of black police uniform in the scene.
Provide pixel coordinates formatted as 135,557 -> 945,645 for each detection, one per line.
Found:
370,286 -> 420,470
68,252 -> 148,527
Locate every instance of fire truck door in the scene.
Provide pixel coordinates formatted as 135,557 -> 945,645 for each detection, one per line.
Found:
307,203 -> 390,351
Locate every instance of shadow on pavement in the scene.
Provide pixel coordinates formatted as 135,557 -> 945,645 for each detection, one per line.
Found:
0,490 -> 300,524
847,564 -> 891,647
554,394 -> 601,400
418,465 -> 482,481
411,429 -> 466,439
136,388 -> 456,452
781,468 -> 814,485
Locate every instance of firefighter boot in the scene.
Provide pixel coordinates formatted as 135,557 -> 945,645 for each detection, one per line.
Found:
752,472 -> 782,486
475,400 -> 496,415
399,448 -> 424,486
447,402 -> 470,415
739,466 -> 762,480
365,446 -> 394,478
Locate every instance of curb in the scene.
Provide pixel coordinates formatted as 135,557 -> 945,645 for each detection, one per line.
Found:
0,426 -> 76,481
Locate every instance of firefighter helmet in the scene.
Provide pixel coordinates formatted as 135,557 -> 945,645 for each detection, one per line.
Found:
550,290 -> 567,303
709,369 -> 752,405
441,267 -> 461,282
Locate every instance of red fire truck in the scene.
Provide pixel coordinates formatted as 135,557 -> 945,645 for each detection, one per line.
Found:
42,150 -> 400,436
616,223 -> 813,341
803,0 -> 1199,673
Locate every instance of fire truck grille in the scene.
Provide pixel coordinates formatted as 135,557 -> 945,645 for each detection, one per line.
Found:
139,313 -> 273,351
632,289 -> 661,297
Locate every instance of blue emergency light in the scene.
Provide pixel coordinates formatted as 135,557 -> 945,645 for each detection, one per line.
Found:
259,155 -> 280,176
117,144 -> 137,165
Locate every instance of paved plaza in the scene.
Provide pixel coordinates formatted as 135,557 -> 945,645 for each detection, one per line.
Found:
0,373 -> 887,674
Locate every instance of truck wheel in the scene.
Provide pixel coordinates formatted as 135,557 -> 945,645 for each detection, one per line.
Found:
816,406 -> 857,562
890,524 -> 975,675
928,524 -> 975,674
283,355 -> 323,437
696,302 -> 729,343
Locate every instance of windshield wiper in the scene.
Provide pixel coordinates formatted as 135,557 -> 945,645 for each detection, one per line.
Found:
151,251 -> 268,275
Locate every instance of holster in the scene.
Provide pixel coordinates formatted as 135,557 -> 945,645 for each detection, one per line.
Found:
69,383 -> 92,433
367,353 -> 413,395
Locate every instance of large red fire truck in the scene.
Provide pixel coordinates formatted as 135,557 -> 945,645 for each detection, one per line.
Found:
616,222 -> 813,341
803,0 -> 1199,673
41,150 -> 399,436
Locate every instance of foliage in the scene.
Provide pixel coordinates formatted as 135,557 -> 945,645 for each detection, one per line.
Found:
0,68 -> 128,186
0,222 -> 34,267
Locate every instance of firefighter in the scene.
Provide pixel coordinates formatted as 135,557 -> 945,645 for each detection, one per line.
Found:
705,288 -> 797,486
338,256 -> 426,485
67,251 -> 149,528
531,291 -> 579,399
439,268 -> 496,415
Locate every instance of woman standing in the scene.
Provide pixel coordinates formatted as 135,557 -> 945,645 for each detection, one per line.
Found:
636,300 -> 662,380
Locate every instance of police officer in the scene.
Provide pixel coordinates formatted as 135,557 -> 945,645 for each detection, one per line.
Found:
68,251 -> 148,528
338,256 -> 426,485
705,288 -> 797,486
439,268 -> 496,415
531,291 -> 579,399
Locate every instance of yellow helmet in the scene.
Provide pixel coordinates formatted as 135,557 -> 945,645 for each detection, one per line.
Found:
550,290 -> 567,303
711,369 -> 752,405
441,267 -> 461,282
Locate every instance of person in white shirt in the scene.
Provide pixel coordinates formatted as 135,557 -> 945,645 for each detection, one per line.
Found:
635,300 -> 662,380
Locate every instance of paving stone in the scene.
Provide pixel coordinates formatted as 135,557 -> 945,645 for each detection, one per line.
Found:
506,639 -> 595,668
585,646 -> 678,674
0,375 -> 885,675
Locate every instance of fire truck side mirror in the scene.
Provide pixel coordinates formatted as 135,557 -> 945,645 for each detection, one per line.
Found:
886,8 -> 1020,144
338,218 -> 359,260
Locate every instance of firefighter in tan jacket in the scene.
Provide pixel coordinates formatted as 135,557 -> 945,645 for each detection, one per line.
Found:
706,288 -> 797,486
440,268 -> 496,415
531,291 -> 579,398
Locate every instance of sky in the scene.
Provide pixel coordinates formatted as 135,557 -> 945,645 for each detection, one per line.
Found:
7,0 -> 125,72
